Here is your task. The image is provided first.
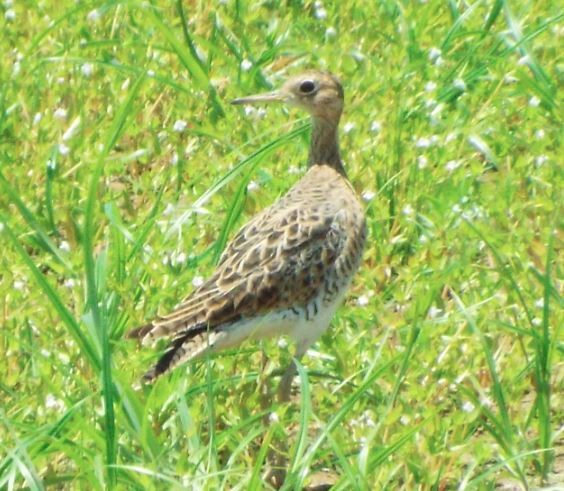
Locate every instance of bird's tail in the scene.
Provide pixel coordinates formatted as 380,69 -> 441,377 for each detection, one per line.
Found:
127,321 -> 221,383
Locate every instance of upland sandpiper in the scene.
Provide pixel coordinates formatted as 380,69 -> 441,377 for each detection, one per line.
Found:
128,70 -> 366,403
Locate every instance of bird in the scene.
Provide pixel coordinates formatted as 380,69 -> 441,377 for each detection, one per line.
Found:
128,70 -> 366,403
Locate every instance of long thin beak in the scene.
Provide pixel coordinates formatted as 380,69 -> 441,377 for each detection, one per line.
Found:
230,90 -> 286,106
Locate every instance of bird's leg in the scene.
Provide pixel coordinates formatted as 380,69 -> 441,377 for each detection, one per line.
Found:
259,344 -> 274,421
277,338 -> 310,403
265,341 -> 310,488
277,358 -> 298,403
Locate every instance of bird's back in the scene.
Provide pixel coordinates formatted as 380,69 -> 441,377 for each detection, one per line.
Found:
132,164 -> 366,380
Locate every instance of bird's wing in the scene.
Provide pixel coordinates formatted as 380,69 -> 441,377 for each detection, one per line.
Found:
129,196 -> 348,345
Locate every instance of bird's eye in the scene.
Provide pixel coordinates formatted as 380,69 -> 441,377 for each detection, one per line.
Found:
299,80 -> 316,94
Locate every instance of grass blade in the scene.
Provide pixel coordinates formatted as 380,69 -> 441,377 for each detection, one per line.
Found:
82,74 -> 145,489
0,219 -> 99,370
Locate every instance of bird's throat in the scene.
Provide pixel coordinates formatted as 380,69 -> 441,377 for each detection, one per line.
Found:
308,117 -> 346,176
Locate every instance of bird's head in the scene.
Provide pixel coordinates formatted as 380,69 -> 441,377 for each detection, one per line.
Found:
231,70 -> 344,123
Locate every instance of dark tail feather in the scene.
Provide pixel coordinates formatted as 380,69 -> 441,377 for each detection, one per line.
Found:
141,342 -> 183,383
140,323 -> 211,383
126,323 -> 154,340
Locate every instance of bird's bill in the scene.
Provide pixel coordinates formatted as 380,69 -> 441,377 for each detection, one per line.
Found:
230,91 -> 286,105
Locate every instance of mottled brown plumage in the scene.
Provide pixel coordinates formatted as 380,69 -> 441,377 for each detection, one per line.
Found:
129,70 -> 366,385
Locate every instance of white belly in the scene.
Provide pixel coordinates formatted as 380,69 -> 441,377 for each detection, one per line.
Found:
214,289 -> 348,355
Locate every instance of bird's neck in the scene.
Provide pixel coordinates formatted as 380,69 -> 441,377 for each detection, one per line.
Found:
308,117 -> 346,176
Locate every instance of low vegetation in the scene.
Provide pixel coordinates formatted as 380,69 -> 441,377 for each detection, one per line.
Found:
0,1 -> 561,489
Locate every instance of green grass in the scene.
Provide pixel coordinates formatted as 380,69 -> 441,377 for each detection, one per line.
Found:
0,1 -> 562,489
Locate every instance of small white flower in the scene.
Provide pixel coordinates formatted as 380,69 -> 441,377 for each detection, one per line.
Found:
434,56 -> 445,67
415,137 -> 431,148
351,50 -> 365,62
147,69 -> 155,77
33,112 -> 42,125
163,203 -> 175,216
53,107 -> 68,121
428,305 -> 442,319
425,98 -> 437,109
81,63 -> 94,77
445,160 -> 461,172
400,415 -> 410,425
529,96 -> 540,107
247,180 -> 259,192
480,396 -> 494,408
5,8 -> 15,21
504,74 -> 518,84
534,129 -> 545,140
63,278 -> 76,288
518,55 -> 530,66
417,155 -> 428,169
62,116 -> 81,142
60,241 -> 71,252
428,47 -> 442,62
402,204 -> 414,216
461,401 -> 475,413
424,81 -> 437,92
453,78 -> 466,91
58,143 -> 70,156
534,155 -> 548,167
170,152 -> 179,166
288,165 -> 301,175
269,412 -> 280,423
13,280 -> 25,290
86,9 -> 101,23
314,7 -> 327,19
45,394 -> 65,411
12,61 -> 21,76
445,132 -> 457,144
256,108 -> 267,119
173,119 -> 187,132
192,276 -> 204,288
370,120 -> 382,133
244,106 -> 256,117
343,122 -> 355,134
175,252 -> 187,265
325,26 -> 337,38
357,295 -> 369,306
362,190 -> 376,202
532,317 -> 542,327
277,338 -> 288,349
240,59 -> 252,71
534,298 -> 544,309
452,204 -> 462,214
56,76 -> 66,85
